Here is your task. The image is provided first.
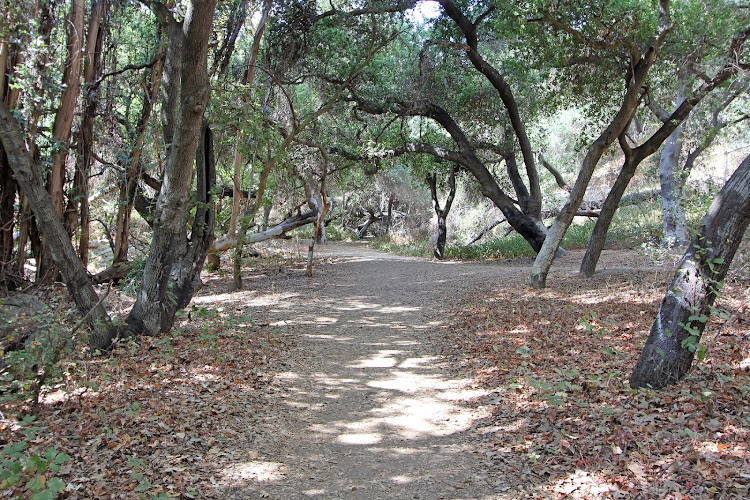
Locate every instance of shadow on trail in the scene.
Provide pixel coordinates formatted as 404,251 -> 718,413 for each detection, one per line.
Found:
214,256 -> 497,498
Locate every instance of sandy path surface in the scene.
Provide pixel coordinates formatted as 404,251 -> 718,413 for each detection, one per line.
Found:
212,243 -> 647,499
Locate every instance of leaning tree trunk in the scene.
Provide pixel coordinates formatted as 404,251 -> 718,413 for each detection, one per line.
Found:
0,102 -> 118,349
630,153 -> 750,389
126,0 -> 216,336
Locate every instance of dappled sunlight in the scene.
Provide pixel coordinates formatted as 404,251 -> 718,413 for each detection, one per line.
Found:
222,459 -> 286,483
348,351 -> 399,368
391,475 -> 415,484
313,315 -> 338,325
553,469 -> 619,497
397,355 -> 439,369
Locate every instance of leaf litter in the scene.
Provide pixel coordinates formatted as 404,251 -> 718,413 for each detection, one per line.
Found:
441,258 -> 750,499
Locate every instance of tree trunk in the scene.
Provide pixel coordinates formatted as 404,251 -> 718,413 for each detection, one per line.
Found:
126,0 -> 216,336
0,102 -> 118,349
38,0 -> 86,282
630,153 -> 750,389
427,166 -> 456,260
579,152 -> 640,277
659,93 -> 689,246
529,0 -> 673,289
383,193 -> 394,236
66,0 -> 109,268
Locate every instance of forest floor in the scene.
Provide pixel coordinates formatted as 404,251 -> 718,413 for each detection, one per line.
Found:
2,242 -> 749,499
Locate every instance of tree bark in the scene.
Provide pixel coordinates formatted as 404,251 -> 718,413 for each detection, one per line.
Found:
630,153 -> 750,389
126,0 -> 216,336
38,0 -> 86,282
0,102 -> 118,349
427,165 -> 456,259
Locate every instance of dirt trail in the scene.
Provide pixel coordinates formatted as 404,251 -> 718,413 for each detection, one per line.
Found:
210,243 -> 646,499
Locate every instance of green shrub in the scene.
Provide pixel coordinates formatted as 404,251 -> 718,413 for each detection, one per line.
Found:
0,417 -> 70,499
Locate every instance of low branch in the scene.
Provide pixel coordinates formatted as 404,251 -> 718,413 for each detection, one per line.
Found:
211,209 -> 318,253
91,51 -> 166,89
464,218 -> 505,246
538,153 -> 570,190
332,142 -> 469,167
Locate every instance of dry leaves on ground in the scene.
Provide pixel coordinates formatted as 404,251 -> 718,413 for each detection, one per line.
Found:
442,269 -> 750,499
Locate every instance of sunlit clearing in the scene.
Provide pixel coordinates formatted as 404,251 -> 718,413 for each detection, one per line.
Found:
223,460 -> 285,483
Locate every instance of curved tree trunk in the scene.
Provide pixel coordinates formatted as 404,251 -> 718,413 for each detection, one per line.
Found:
630,153 -> 750,389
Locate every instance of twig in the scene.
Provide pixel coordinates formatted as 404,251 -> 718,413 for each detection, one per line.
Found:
70,282 -> 113,336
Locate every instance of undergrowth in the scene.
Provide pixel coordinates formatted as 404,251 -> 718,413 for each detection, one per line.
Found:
374,198 -> 666,260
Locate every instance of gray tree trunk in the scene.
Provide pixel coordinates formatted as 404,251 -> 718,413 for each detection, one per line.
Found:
630,153 -> 750,389
427,166 -> 456,260
659,89 -> 689,245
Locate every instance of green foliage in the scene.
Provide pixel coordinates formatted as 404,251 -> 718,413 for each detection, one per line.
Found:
370,237 -> 431,257
0,305 -> 73,408
0,418 -> 70,498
